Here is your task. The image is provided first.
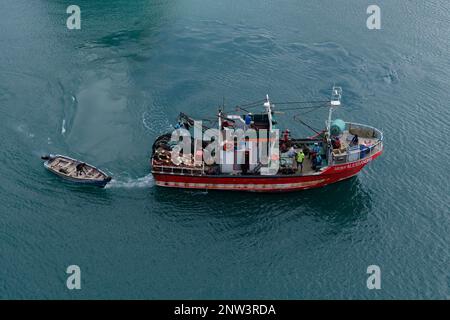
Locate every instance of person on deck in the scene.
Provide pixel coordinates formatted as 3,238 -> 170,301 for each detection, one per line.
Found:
332,136 -> 341,149
312,154 -> 322,171
296,149 -> 305,172
245,114 -> 252,130
286,146 -> 296,157
76,163 -> 85,176
351,134 -> 359,146
309,142 -> 320,159
174,121 -> 183,129
282,129 -> 290,143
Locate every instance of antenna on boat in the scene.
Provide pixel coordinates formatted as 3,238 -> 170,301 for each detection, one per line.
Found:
324,86 -> 343,162
331,86 -> 342,106
327,86 -> 342,135
264,94 -> 272,113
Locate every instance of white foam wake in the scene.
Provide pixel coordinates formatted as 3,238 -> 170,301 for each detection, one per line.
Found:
61,119 -> 66,135
106,174 -> 154,189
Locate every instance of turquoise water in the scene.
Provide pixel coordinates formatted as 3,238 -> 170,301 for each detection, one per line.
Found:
0,0 -> 449,299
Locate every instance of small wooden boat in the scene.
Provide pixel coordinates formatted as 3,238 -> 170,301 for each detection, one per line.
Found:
41,154 -> 112,188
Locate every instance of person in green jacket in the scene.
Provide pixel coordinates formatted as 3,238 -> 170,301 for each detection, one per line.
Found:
296,149 -> 305,172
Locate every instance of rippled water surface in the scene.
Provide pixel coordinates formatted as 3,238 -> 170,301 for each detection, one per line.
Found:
0,0 -> 449,298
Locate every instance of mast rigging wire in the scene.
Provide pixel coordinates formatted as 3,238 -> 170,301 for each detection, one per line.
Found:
274,104 -> 329,112
293,115 -> 323,136
273,100 -> 328,105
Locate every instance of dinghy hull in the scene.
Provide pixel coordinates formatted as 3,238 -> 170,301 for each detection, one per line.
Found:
42,155 -> 112,188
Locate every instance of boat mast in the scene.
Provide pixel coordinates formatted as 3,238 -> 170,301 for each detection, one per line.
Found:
327,86 -> 342,135
264,94 -> 273,132
326,86 -> 342,163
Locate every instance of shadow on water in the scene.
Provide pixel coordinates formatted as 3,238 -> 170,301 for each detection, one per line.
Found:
36,169 -> 116,206
151,177 -> 373,231
89,29 -> 150,49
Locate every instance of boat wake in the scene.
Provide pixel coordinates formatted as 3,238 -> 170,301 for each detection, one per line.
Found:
61,119 -> 66,135
106,174 -> 154,189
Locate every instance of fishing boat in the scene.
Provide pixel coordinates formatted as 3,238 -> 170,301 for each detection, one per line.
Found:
41,154 -> 112,188
151,87 -> 383,192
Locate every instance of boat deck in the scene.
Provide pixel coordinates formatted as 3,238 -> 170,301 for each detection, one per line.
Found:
152,127 -> 383,178
341,131 -> 379,149
48,158 -> 105,180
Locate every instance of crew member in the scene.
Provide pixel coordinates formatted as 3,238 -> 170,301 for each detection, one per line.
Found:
282,129 -> 290,143
296,149 -> 305,172
287,146 -> 296,157
332,136 -> 341,149
309,142 -> 320,159
76,162 -> 85,176
312,154 -> 322,171
351,134 -> 359,146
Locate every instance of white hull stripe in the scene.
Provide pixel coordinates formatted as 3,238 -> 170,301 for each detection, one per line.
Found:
156,179 -> 326,190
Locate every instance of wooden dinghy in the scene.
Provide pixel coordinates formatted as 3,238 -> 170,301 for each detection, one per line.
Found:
41,154 -> 112,188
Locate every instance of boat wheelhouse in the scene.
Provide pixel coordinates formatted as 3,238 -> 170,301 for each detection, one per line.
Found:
151,87 -> 383,192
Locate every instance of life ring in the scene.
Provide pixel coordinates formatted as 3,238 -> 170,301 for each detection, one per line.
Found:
223,141 -> 233,151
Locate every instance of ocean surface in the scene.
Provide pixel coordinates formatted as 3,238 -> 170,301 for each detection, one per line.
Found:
0,0 -> 449,299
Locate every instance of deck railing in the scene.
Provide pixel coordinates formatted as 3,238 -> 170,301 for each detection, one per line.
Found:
330,122 -> 383,165
152,162 -> 205,176
152,122 -> 383,173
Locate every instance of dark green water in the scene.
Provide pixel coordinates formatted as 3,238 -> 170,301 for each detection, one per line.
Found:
1,0 -> 449,299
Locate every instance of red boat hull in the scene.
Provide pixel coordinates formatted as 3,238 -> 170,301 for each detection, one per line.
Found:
152,151 -> 382,192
